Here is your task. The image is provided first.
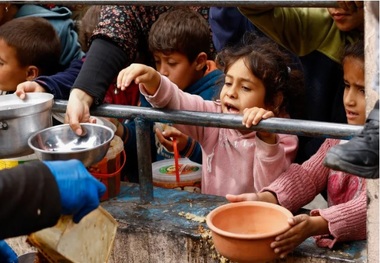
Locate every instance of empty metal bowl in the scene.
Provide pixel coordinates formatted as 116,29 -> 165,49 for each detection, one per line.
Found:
28,123 -> 114,167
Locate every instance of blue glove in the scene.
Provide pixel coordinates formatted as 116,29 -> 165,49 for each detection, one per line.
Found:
43,160 -> 106,223
0,240 -> 18,263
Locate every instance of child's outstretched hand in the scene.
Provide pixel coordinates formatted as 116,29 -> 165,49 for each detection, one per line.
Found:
155,125 -> 189,153
117,63 -> 161,95
16,81 -> 47,99
226,193 -> 261,202
270,214 -> 328,259
226,191 -> 278,204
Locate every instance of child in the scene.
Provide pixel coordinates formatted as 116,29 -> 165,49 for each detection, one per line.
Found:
324,2 -> 379,179
117,8 -> 223,183
237,2 -> 364,163
117,37 -> 302,196
0,16 -> 60,94
226,41 -> 366,258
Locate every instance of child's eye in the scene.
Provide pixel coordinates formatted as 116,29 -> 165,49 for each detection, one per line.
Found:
242,86 -> 251,91
359,88 -> 365,94
167,60 -> 177,66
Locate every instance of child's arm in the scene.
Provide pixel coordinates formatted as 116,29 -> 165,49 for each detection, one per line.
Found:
117,63 -> 161,95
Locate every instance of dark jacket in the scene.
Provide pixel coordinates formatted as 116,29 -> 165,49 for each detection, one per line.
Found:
0,161 -> 60,239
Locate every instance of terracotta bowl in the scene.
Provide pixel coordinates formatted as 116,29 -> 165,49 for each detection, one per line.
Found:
206,201 -> 293,263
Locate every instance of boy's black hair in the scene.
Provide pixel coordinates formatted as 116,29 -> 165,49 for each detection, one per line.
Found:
0,16 -> 61,75
148,7 -> 211,63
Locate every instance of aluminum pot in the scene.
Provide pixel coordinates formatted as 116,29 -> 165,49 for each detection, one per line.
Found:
0,93 -> 54,158
18,252 -> 38,263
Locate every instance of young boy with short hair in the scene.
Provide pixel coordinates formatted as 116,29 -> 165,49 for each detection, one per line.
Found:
0,16 -> 60,94
117,8 -> 223,183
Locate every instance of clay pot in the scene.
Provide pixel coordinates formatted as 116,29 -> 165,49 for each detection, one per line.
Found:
206,201 -> 292,263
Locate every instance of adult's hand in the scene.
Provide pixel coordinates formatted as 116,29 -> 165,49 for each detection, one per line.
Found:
65,88 -> 93,136
43,160 -> 106,223
15,81 -> 46,99
0,240 -> 18,263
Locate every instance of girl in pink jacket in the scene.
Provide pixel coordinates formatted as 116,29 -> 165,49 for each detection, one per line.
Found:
117,37 -> 304,196
227,40 -> 366,257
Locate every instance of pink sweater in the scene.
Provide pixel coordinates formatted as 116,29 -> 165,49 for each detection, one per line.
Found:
262,138 -> 367,248
141,76 -> 298,196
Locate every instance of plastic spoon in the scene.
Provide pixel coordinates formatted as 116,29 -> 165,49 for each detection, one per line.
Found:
172,138 -> 180,183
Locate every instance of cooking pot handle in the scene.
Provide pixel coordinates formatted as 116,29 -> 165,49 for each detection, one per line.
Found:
0,121 -> 8,130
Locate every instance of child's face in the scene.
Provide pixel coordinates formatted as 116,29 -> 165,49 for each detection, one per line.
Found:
220,58 -> 266,114
328,6 -> 364,32
0,39 -> 28,92
153,51 -> 202,90
342,56 -> 366,125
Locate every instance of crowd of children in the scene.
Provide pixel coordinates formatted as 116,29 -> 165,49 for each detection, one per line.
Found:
1,1 -> 378,261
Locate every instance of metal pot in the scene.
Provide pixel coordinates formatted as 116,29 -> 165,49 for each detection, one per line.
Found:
18,252 -> 38,263
0,93 -> 54,158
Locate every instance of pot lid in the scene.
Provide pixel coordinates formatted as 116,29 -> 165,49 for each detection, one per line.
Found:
0,93 -> 54,118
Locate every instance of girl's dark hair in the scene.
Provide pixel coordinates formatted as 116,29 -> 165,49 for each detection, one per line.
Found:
216,34 -> 306,119
148,7 -> 211,63
0,16 -> 61,75
342,40 -> 364,63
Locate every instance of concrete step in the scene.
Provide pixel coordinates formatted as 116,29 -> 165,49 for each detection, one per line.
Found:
103,183 -> 367,263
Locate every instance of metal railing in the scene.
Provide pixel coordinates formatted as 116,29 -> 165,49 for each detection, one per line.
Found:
3,1 -> 338,7
53,101 -> 363,202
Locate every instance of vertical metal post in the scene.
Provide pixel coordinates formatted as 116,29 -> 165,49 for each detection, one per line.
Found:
364,2 -> 379,262
135,118 -> 154,203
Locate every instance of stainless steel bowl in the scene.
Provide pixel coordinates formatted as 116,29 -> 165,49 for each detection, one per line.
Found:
28,123 -> 114,167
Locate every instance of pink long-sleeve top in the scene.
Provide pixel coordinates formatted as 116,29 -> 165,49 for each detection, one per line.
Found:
261,138 -> 367,248
141,75 -> 298,196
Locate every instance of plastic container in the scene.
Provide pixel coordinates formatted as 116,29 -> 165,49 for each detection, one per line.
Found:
88,135 -> 125,201
152,158 -> 202,193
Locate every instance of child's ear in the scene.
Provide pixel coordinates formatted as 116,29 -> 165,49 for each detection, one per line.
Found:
25,66 -> 39,80
195,52 -> 208,71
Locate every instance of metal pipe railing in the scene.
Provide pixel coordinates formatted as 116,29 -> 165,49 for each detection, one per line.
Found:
53,100 -> 363,203
53,101 -> 362,139
3,1 -> 338,7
